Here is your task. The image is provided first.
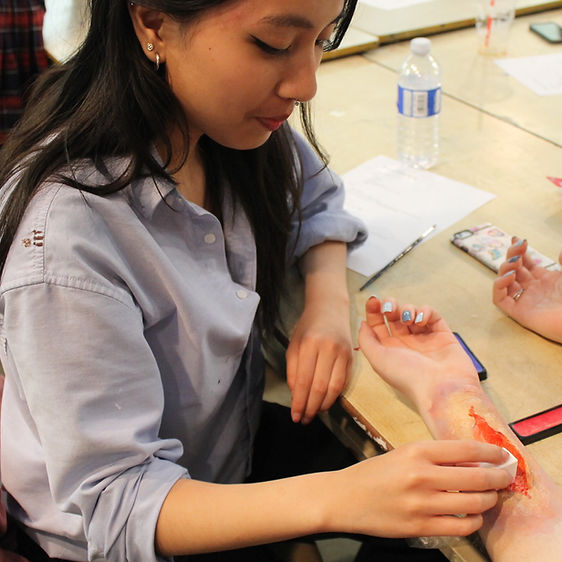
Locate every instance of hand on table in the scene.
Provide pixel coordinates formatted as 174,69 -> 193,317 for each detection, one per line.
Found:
286,296 -> 352,425
493,238 -> 562,343
357,296 -> 479,411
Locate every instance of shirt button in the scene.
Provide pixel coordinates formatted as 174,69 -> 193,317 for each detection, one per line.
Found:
236,289 -> 248,299
204,233 -> 216,244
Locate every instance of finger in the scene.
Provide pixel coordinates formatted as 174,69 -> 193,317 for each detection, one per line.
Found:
285,338 -> 300,391
505,237 -> 527,260
358,321 -> 390,367
318,353 -> 351,413
365,295 -> 383,328
366,297 -> 402,340
425,488 -> 499,516
420,513 -> 484,537
432,465 -> 514,493
493,270 -> 521,308
497,256 -> 522,277
301,350 -> 337,424
406,305 -> 442,335
399,304 -> 416,325
425,440 -> 506,466
365,294 -> 382,316
380,297 -> 399,322
289,349 -> 317,423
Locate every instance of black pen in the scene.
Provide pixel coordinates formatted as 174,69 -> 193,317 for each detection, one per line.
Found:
359,224 -> 437,292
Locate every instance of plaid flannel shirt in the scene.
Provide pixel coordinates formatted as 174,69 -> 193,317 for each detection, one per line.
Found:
0,1 -> 49,145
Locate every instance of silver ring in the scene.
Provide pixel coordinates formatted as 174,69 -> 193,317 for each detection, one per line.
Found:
513,288 -> 525,301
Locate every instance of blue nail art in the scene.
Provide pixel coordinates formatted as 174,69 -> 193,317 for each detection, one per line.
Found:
508,256 -> 520,263
514,239 -> 525,247
401,310 -> 412,322
414,312 -> 424,324
502,270 -> 516,277
382,302 -> 393,313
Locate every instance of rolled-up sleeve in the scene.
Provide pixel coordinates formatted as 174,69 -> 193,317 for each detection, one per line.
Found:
289,130 -> 367,259
2,281 -> 186,562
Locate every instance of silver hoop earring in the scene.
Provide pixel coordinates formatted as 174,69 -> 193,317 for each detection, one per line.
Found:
147,42 -> 154,52
155,52 -> 160,72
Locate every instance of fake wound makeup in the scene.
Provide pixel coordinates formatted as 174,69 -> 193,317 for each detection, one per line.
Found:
469,407 -> 530,496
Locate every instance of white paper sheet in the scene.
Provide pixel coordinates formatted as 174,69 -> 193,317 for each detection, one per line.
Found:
494,53 -> 562,96
344,156 -> 495,277
359,0 -> 433,10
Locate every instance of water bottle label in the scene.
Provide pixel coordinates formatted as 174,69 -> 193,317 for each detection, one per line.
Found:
397,86 -> 442,118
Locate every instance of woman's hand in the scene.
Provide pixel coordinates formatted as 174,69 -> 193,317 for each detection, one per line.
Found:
493,238 -> 562,343
286,294 -> 352,425
358,296 -> 479,412
327,439 -> 512,538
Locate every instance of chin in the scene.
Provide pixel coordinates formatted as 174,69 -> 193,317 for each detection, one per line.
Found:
208,126 -> 276,151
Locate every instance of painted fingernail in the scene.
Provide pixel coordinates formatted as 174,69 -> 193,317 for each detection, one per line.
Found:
502,270 -> 516,277
514,239 -> 526,247
401,310 -> 412,322
508,256 -> 520,263
414,312 -> 424,324
382,302 -> 393,313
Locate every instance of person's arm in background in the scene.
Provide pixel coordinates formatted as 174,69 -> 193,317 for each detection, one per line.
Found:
493,237 -> 562,343
287,240 -> 352,425
358,296 -> 562,562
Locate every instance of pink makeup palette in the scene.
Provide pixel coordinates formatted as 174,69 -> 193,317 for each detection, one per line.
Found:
509,403 -> 562,445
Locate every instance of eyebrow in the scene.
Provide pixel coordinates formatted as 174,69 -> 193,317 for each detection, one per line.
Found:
259,12 -> 343,30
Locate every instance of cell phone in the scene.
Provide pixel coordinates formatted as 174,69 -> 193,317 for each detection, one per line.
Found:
453,332 -> 487,381
509,403 -> 562,445
530,22 -> 562,43
450,223 -> 561,273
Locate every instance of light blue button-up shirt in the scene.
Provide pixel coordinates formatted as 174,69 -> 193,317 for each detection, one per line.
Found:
0,131 -> 366,561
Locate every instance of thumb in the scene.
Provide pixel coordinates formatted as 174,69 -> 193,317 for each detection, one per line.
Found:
358,321 -> 392,373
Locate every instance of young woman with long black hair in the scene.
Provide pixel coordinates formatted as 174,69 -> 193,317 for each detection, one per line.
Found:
0,1 -> 511,560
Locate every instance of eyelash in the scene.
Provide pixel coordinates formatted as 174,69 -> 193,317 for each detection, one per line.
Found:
251,36 -> 333,56
251,36 -> 290,55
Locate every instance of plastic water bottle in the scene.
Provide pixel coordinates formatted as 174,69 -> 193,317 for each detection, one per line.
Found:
397,37 -> 442,169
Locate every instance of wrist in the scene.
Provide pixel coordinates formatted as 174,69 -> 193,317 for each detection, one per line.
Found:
416,379 -> 484,439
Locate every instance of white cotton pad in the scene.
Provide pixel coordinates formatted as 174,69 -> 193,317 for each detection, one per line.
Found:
479,448 -> 518,482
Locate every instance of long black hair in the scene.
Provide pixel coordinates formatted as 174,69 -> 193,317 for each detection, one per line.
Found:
0,0 -> 357,333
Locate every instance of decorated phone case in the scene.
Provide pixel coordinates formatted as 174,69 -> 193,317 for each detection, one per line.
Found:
451,223 -> 561,273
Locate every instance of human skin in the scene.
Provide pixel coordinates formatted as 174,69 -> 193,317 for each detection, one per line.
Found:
359,296 -> 562,562
129,2 -> 511,556
493,237 -> 562,343
130,0 -> 353,424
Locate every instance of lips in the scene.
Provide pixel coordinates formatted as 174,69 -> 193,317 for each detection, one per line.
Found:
257,114 -> 291,132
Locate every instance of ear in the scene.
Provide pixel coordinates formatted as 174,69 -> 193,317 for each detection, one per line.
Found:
128,3 -> 167,65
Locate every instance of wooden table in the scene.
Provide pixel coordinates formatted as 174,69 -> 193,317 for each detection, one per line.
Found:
362,8 -> 562,147
273,14 -> 562,560
351,0 -> 562,44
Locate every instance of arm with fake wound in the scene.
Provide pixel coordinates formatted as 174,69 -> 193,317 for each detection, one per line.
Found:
358,296 -> 562,562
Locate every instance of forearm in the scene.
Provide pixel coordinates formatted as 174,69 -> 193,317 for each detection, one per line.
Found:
420,381 -> 562,561
155,472 -> 339,556
299,241 -> 349,306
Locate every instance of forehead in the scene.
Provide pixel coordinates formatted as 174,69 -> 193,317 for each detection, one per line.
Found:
200,0 -> 345,29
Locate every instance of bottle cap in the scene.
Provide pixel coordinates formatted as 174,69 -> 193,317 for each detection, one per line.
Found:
410,37 -> 431,56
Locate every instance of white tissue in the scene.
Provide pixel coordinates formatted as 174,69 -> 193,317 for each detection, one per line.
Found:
479,448 -> 518,482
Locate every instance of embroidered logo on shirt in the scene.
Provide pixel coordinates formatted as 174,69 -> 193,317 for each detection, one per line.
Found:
22,230 -> 44,248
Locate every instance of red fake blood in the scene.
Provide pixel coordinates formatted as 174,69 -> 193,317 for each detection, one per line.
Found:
469,406 -> 530,496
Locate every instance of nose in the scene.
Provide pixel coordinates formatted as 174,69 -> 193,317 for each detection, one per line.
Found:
277,51 -> 319,104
